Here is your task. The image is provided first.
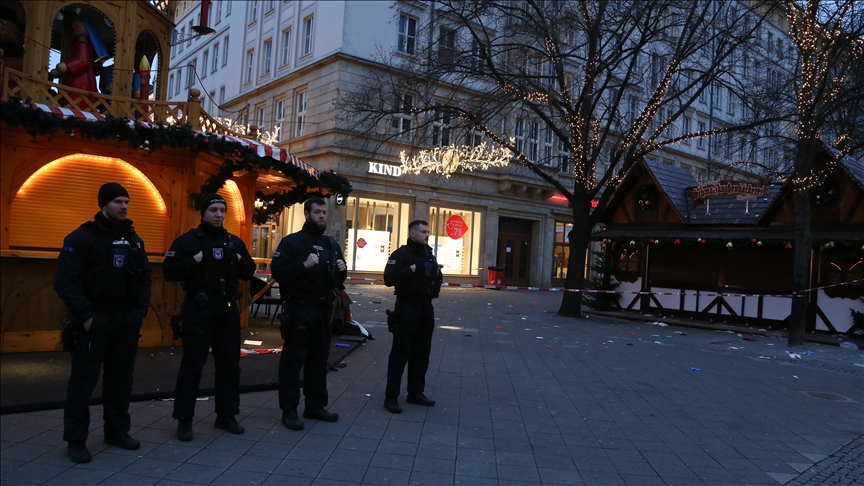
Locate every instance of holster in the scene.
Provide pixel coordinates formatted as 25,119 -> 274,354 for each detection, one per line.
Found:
60,317 -> 80,352
385,309 -> 398,333
170,312 -> 183,341
278,310 -> 295,341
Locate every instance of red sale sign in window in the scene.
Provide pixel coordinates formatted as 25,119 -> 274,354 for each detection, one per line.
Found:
445,215 -> 468,239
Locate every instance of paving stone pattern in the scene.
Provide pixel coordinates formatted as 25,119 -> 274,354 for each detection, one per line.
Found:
1,286 -> 862,485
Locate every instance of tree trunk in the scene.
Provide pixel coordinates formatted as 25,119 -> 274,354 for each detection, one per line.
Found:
558,202 -> 592,317
788,141 -> 814,346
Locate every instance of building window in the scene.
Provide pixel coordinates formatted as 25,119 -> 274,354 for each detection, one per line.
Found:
344,198 -> 411,272
514,117 -> 525,153
429,206 -> 482,276
275,98 -> 286,141
281,28 -> 292,66
697,121 -> 706,148
294,90 -> 307,137
212,43 -> 219,72
262,39 -> 272,75
186,59 -> 196,88
208,91 -> 216,113
552,222 -> 573,281
219,86 -> 225,115
178,27 -> 185,53
249,0 -> 258,24
683,116 -> 692,138
398,14 -> 417,55
302,15 -> 314,56
467,127 -> 483,149
245,49 -> 254,84
267,0 -> 276,12
223,36 -> 230,65
471,39 -> 487,74
168,73 -> 174,95
202,50 -> 209,78
543,128 -> 554,165
438,27 -> 455,65
215,0 -> 222,23
527,121 -> 539,162
558,139 -> 571,173
187,21 -> 193,47
225,0 -> 231,16
255,104 -> 266,131
431,105 -> 452,147
175,70 -> 182,95
390,93 -> 412,139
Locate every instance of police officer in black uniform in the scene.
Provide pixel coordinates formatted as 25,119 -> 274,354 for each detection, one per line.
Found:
272,197 -> 347,430
382,220 -> 442,414
163,193 -> 256,441
54,182 -> 152,463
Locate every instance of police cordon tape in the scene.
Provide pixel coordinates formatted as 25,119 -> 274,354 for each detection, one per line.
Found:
344,277 -> 861,298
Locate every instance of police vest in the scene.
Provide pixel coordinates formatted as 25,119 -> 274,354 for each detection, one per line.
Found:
397,248 -> 442,300
185,230 -> 240,299
82,223 -> 146,303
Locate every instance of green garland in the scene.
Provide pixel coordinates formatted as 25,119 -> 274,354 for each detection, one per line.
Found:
0,98 -> 352,225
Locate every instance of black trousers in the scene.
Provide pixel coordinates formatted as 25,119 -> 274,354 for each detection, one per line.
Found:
386,300 -> 435,399
173,300 -> 241,420
64,308 -> 142,442
278,304 -> 331,411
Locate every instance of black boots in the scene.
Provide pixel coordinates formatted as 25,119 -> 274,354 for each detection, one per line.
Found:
282,410 -> 304,430
406,393 -> 435,406
384,397 -> 403,414
104,432 -> 141,450
67,440 -> 91,463
177,419 -> 193,442
214,415 -> 245,434
303,407 -> 339,422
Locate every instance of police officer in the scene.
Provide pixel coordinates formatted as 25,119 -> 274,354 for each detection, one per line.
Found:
163,193 -> 256,441
54,182 -> 152,463
272,197 -> 347,430
382,220 -> 442,414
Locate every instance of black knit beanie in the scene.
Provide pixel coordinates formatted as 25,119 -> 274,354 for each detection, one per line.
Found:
198,193 -> 227,216
97,182 -> 129,207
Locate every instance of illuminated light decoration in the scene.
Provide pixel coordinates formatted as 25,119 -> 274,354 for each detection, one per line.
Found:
549,191 -> 569,203
17,154 -> 166,212
726,242 -> 733,250
824,241 -> 834,249
649,239 -> 655,244
751,238 -> 758,244
757,240 -> 763,247
222,180 -> 245,224
653,239 -> 660,246
591,199 -> 599,208
629,241 -> 636,248
673,239 -> 681,245
400,142 -> 512,178
785,242 -> 793,249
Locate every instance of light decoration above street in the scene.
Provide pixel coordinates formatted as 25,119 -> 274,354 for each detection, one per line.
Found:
400,142 -> 513,177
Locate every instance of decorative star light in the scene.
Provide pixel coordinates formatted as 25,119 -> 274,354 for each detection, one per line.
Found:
400,141 -> 513,177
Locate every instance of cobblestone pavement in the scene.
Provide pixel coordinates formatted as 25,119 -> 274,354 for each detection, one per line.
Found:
1,285 -> 862,485
785,434 -> 864,486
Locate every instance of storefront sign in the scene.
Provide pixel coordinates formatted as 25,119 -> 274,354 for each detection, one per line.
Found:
445,215 -> 468,239
689,181 -> 768,201
335,194 -> 346,205
368,162 -> 403,177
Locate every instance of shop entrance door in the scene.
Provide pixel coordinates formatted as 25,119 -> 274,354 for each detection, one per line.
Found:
497,217 -> 533,286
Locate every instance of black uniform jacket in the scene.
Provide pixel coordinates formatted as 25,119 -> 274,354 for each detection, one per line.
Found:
162,223 -> 256,294
54,212 -> 152,323
270,223 -> 347,298
384,239 -> 442,299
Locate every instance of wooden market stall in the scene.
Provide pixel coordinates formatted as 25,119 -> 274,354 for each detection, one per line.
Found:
0,1 -> 351,352
592,154 -> 864,334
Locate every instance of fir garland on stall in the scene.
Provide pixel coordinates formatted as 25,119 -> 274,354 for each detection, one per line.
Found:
0,98 -> 351,224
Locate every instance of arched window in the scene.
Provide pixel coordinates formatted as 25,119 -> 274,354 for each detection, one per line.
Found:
11,154 -> 167,252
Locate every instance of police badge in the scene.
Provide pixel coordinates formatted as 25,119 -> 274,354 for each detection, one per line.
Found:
213,248 -> 224,260
113,248 -> 128,268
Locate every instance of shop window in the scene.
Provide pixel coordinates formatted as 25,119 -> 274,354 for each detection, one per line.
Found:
11,154 -> 167,252
344,197 -> 410,272
614,245 -> 641,282
821,250 -> 863,299
429,206 -> 482,276
552,222 -> 573,281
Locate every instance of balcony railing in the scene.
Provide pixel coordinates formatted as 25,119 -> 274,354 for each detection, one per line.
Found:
1,63 -> 250,139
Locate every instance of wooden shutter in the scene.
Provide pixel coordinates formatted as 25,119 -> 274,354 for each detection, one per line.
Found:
10,154 -> 167,253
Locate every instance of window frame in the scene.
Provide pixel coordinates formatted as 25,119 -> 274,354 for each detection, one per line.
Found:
212,43 -> 219,72
397,14 -> 417,55
222,36 -> 230,66
201,50 -> 209,78
302,15 -> 314,57
245,49 -> 254,84
294,90 -> 308,138
390,93 -> 413,140
261,38 -> 273,76
281,28 -> 292,67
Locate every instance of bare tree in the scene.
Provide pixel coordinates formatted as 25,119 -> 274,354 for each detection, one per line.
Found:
781,0 -> 864,345
341,0 -> 779,317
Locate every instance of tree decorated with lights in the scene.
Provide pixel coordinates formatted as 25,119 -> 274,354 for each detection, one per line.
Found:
341,0 -> 781,317
781,0 -> 864,346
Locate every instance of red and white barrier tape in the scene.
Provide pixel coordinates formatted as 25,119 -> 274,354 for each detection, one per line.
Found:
346,277 -> 861,298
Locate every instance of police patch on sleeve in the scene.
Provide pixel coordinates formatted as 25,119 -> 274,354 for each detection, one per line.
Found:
272,252 -> 280,257
165,251 -> 175,257
387,260 -> 396,264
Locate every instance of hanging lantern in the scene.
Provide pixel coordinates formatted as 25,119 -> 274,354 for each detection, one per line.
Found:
629,240 -> 636,248
726,242 -> 733,249
756,240 -> 762,247
674,239 -> 681,245
785,242 -> 793,249
649,239 -> 655,244
696,238 -> 703,244
751,238 -> 758,244
653,239 -> 660,246
824,241 -> 834,249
